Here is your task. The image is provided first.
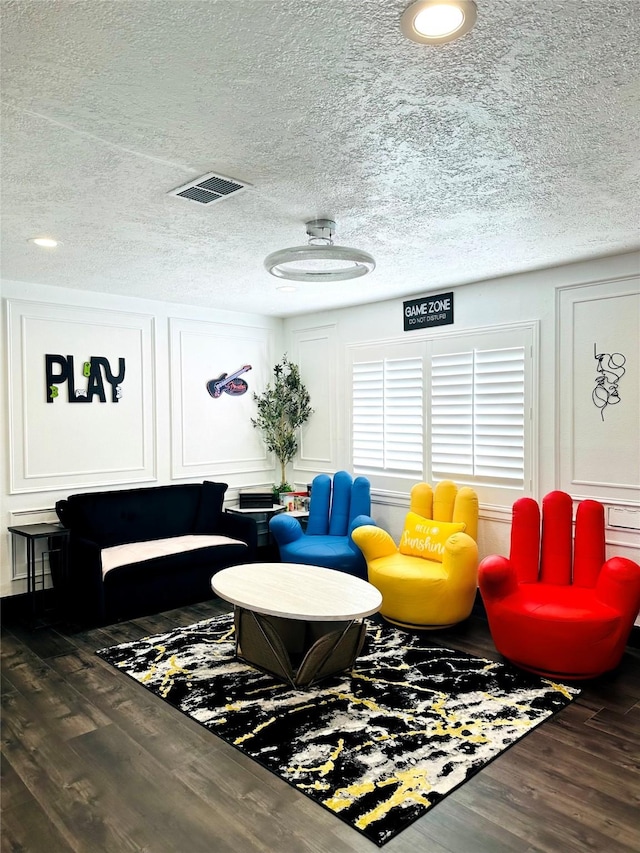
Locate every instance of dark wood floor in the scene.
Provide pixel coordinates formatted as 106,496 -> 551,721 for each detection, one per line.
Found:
2,598 -> 639,853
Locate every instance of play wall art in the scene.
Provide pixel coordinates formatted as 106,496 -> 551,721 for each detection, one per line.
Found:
45,354 -> 125,403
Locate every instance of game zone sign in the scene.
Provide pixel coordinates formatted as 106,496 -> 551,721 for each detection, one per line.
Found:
403,291 -> 454,331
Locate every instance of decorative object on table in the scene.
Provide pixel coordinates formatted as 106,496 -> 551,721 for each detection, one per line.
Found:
478,490 -> 640,679
250,354 -> 313,495
352,481 -> 478,628
237,490 -> 274,509
292,493 -> 310,512
279,490 -> 309,512
279,490 -> 295,511
270,471 -> 374,577
206,363 -> 252,398
97,612 -> 579,847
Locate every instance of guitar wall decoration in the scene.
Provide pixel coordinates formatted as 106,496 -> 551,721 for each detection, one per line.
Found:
207,364 -> 252,398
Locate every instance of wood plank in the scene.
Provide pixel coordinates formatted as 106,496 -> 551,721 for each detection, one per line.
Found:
583,704 -> 640,742
453,759 -> 638,853
0,672 -> 16,697
66,722 -> 269,853
2,692 -> 138,852
1,797 -> 75,853
46,647 -> 225,770
413,794 -> 536,853
1,644 -> 110,741
0,751 -> 33,811
3,622 -> 78,661
576,655 -> 640,713
518,725 -> 640,808
482,737 -> 640,850
541,701 -> 640,773
175,745 -> 440,853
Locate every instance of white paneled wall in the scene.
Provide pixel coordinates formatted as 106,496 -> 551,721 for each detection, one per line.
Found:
168,317 -> 274,480
285,252 -> 640,576
0,280 -> 283,597
292,325 -> 337,476
6,300 -> 156,493
557,279 -> 640,502
2,252 -> 639,604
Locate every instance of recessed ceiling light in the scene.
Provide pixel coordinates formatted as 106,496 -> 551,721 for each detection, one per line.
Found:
28,237 -> 60,248
401,0 -> 477,44
276,285 -> 298,293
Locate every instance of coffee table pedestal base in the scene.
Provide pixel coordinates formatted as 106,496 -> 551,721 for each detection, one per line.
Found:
234,607 -> 367,688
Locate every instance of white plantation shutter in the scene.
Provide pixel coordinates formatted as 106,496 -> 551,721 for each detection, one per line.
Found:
353,357 -> 423,475
431,351 -> 473,476
349,324 -> 534,501
431,347 -> 525,487
474,348 -> 525,482
352,361 -> 384,469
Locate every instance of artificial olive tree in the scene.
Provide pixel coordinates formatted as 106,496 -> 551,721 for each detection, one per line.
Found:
251,355 -> 313,494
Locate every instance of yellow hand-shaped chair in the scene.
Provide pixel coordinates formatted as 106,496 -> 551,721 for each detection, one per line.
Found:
352,481 -> 479,629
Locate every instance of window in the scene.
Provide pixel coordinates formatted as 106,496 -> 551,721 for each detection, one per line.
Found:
350,324 -> 535,503
352,357 -> 423,476
431,347 -> 526,487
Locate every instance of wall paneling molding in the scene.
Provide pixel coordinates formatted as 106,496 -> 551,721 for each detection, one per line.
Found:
7,300 -> 156,493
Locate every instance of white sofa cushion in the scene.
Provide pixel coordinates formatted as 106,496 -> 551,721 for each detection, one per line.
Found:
101,534 -> 245,578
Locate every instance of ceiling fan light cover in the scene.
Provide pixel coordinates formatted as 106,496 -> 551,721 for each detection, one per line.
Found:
265,245 -> 376,282
401,0 -> 477,44
264,219 -> 375,283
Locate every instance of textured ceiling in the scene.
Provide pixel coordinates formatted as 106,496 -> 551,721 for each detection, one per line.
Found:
1,0 -> 639,317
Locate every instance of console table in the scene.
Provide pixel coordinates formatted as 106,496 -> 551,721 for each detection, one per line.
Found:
7,523 -> 70,625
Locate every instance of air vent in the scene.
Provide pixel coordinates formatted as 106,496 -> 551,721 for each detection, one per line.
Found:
167,172 -> 250,205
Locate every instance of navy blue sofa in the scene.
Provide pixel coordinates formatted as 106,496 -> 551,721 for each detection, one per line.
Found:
56,481 -> 256,626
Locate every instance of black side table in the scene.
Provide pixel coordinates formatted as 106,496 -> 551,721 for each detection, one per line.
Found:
225,505 -> 309,561
7,523 -> 70,626
225,505 -> 286,549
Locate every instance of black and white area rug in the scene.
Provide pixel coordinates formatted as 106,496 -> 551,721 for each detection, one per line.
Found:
97,613 -> 579,846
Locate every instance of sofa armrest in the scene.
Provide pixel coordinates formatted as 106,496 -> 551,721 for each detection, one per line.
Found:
55,498 -> 72,528
67,536 -> 107,625
216,512 -> 258,557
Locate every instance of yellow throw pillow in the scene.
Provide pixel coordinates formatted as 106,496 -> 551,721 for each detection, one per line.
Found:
399,512 -> 466,562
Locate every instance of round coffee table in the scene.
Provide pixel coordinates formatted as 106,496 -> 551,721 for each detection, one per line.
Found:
212,563 -> 382,687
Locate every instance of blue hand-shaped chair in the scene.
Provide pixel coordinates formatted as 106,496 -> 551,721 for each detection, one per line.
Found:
269,471 -> 374,578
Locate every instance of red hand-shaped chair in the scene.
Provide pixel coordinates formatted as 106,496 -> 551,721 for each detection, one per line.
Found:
479,491 -> 640,680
